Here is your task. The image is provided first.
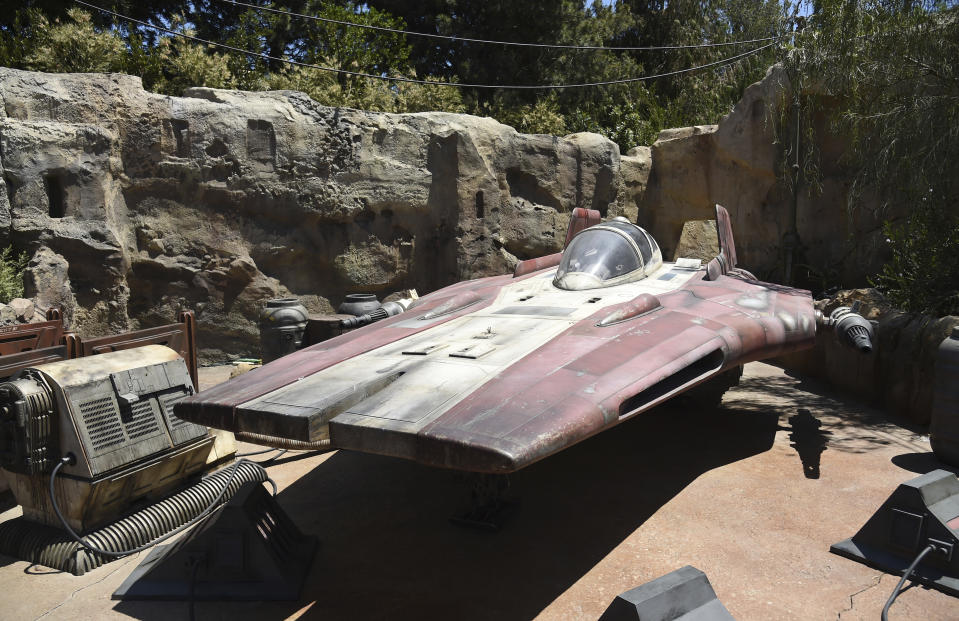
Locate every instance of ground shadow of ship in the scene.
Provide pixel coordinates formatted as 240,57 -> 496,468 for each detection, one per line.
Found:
787,408 -> 832,479
114,398 -> 780,621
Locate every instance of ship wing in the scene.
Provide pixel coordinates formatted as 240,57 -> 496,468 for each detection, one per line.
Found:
177,269 -> 815,473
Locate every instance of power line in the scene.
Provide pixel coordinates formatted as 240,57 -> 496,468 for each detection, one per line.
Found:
208,0 -> 786,51
75,0 -> 778,90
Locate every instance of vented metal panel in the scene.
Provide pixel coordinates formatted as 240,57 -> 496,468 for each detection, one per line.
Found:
79,396 -> 125,452
122,399 -> 162,440
159,389 -> 207,446
160,392 -> 188,430
70,378 -> 174,476
63,356 -> 201,476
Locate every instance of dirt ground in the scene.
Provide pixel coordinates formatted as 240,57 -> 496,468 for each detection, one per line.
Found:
1,361 -> 957,620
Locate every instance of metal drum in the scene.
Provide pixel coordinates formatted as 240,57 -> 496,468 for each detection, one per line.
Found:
259,298 -> 308,363
931,326 -> 959,467
337,293 -> 381,317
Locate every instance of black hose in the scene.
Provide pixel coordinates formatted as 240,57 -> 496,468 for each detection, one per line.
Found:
254,449 -> 288,465
235,446 -> 280,457
881,544 -> 936,621
48,455 -> 265,558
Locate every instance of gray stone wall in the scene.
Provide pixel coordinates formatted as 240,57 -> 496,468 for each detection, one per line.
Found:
0,68 -> 643,359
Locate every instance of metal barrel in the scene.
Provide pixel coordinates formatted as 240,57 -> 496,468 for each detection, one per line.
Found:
931,326 -> 959,467
258,298 -> 309,363
337,293 -> 381,317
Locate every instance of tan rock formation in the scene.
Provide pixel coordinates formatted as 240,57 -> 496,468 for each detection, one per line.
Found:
672,220 -> 719,262
637,65 -> 892,285
0,68 -> 640,359
0,64 -> 900,359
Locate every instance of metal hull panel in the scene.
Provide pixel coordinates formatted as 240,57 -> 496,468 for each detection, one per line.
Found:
177,265 -> 815,473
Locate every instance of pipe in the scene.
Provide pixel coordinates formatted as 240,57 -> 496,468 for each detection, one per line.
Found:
234,431 -> 333,452
0,460 -> 268,575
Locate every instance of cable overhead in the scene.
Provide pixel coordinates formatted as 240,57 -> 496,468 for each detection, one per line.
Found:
75,0 -> 778,90
210,0 -> 785,51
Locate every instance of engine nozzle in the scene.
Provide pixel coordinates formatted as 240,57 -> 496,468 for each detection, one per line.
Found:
829,306 -> 876,354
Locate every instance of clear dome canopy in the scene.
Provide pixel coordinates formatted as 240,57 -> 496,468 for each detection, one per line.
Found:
553,221 -> 662,291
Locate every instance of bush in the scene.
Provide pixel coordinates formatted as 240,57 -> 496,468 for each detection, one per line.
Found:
0,246 -> 28,304
872,202 -> 959,316
795,1 -> 959,314
146,27 -> 236,95
483,95 -> 568,136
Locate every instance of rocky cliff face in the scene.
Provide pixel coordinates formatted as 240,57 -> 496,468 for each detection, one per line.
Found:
0,65 -> 890,360
0,68 -> 644,359
637,65 -> 891,285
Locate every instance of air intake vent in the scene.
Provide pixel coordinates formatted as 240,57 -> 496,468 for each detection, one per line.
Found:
122,400 -> 161,440
160,392 -> 189,430
80,396 -> 125,451
159,389 -> 207,446
618,349 -> 725,419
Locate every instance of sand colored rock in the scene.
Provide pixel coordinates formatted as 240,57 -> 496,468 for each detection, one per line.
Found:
672,219 -> 719,262
6,297 -> 34,322
637,65 -> 893,284
0,64 -> 905,358
0,68 -> 637,359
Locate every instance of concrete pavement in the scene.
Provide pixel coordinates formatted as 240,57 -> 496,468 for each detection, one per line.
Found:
0,362 -> 956,620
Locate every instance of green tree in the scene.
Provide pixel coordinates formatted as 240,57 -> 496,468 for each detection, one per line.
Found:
794,0 -> 959,313
21,8 -> 127,73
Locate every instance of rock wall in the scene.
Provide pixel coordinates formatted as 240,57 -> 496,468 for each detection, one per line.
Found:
0,68 -> 643,360
637,65 -> 892,285
0,64 -> 900,360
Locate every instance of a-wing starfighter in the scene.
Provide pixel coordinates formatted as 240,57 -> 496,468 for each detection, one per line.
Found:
176,206 -> 872,473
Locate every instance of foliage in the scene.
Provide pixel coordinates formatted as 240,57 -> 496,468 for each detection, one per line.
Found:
14,8 -> 128,74
393,77 -> 467,114
296,2 -> 412,79
793,0 -> 959,313
872,203 -> 959,315
483,95 -> 568,136
365,1 -> 786,145
0,246 -> 28,304
136,19 -> 236,94
265,66 -> 466,113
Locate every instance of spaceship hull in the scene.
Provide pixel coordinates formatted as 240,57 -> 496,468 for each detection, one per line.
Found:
177,259 -> 815,473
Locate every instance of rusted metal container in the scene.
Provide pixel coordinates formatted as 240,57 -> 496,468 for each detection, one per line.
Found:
931,327 -> 959,466
259,298 -> 308,363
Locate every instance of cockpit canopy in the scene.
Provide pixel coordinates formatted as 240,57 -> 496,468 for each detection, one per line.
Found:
553,220 -> 663,291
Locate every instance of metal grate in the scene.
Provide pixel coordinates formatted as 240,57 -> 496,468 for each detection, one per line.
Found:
123,400 -> 160,440
79,396 -> 125,451
159,391 -> 189,430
